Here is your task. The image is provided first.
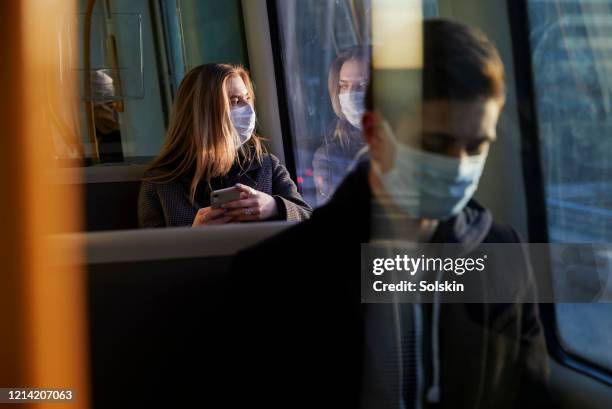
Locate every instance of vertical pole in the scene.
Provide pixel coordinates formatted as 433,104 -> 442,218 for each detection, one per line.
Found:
0,0 -> 89,408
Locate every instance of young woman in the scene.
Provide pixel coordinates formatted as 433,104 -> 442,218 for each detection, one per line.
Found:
312,47 -> 370,205
138,64 -> 312,227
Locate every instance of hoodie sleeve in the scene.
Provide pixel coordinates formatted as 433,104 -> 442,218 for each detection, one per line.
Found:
477,224 -> 553,409
504,227 -> 553,409
516,301 -> 553,408
515,229 -> 553,409
269,155 -> 313,222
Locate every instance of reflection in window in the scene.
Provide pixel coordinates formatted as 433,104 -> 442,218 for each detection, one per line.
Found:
528,0 -> 612,372
75,3 -> 164,165
65,0 -> 248,167
274,0 -> 438,206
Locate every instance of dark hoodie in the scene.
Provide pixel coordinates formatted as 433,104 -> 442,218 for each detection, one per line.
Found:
227,159 -> 551,408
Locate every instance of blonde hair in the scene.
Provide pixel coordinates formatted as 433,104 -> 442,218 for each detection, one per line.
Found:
145,64 -> 264,204
327,47 -> 370,149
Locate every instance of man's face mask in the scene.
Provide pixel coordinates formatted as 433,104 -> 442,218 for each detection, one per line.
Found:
230,104 -> 256,146
339,91 -> 366,130
375,129 -> 488,221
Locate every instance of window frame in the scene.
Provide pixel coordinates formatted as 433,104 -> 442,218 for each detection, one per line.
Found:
264,0 -> 299,184
507,0 -> 612,386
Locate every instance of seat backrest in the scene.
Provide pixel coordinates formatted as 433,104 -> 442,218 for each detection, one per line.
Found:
50,222 -> 293,407
51,164 -> 147,232
85,180 -> 141,231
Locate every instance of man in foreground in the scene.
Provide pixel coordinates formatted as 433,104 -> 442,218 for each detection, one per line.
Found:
225,19 -> 551,409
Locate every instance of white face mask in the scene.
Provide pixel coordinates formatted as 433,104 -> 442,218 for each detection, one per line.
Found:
230,104 -> 256,146
339,91 -> 366,130
375,141 -> 488,221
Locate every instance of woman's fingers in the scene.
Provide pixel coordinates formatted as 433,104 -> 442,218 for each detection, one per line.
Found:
221,197 -> 258,209
226,184 -> 258,203
193,207 -> 231,226
225,206 -> 261,218
206,216 -> 234,225
193,186 -> 263,226
225,192 -> 277,220
232,215 -> 260,222
234,183 -> 257,196
202,208 -> 229,220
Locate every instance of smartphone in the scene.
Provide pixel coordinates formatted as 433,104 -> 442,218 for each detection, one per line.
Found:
210,186 -> 242,209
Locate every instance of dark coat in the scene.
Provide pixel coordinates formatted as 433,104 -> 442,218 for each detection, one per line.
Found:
138,153 -> 312,227
312,127 -> 365,205
225,159 -> 551,408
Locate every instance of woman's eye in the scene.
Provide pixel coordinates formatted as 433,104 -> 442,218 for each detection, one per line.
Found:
466,141 -> 488,155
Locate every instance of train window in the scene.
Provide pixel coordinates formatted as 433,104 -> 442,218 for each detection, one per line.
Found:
272,0 -> 438,207
527,0 -> 612,371
56,0 -> 248,167
176,0 -> 249,73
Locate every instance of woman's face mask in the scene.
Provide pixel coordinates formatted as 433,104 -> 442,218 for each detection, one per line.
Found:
339,91 -> 366,130
376,141 -> 488,221
230,104 -> 256,146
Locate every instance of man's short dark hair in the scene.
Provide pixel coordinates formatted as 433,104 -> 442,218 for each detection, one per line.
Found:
366,19 -> 505,109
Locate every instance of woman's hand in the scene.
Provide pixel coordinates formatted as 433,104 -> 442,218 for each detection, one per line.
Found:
221,184 -> 279,222
363,111 -> 397,174
192,207 -> 234,227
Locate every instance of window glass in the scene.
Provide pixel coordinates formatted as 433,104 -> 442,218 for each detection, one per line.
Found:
527,0 -> 612,371
177,0 -> 249,71
274,0 -> 438,207
63,0 -> 248,167
66,0 -> 168,165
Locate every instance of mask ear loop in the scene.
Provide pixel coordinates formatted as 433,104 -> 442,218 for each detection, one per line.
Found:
230,109 -> 247,177
232,103 -> 259,184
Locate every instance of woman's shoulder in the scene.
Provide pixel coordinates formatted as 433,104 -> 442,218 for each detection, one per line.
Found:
315,133 -> 365,161
142,168 -> 164,179
259,152 -> 282,167
325,127 -> 364,147
141,167 -> 188,191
